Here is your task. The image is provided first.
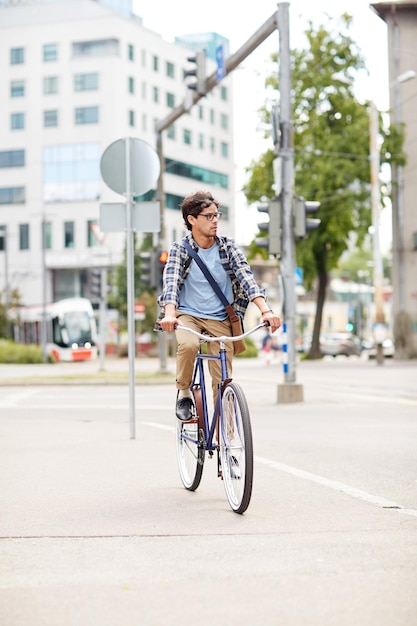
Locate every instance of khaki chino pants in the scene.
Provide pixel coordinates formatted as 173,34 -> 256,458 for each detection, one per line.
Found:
175,313 -> 234,400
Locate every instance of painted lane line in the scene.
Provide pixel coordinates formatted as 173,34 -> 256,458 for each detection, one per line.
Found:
255,455 -> 417,519
0,389 -> 38,408
140,422 -> 417,519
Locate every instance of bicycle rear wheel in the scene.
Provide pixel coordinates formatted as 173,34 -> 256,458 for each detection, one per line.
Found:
219,382 -> 253,514
176,389 -> 204,491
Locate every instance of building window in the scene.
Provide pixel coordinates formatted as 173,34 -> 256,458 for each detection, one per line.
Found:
74,73 -> 99,91
220,85 -> 228,101
72,39 -> 119,58
128,77 -> 135,94
198,105 -> 204,120
43,76 -> 58,94
42,221 -> 52,250
19,224 -> 29,250
152,55 -> 159,71
183,129 -> 192,145
210,137 -> 215,153
153,86 -> 159,103
0,225 -> 6,251
142,113 -> 147,132
165,193 -> 184,210
43,43 -> 58,62
164,158 -> 228,189
220,113 -> 228,130
87,220 -> 98,247
10,47 -> 24,65
64,221 -> 75,248
75,106 -> 99,124
167,125 -> 176,140
198,133 -> 204,149
0,187 -> 25,204
141,81 -> 147,99
0,150 -> 25,168
44,110 -> 58,127
11,80 -> 25,97
166,61 -> 175,78
43,143 -> 101,202
129,110 -> 135,127
128,43 -> 134,61
210,109 -> 215,124
166,92 -> 175,108
221,142 -> 229,158
11,113 -> 25,130
221,205 -> 229,220
141,49 -> 146,67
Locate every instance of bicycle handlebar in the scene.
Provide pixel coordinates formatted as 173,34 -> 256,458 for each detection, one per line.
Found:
169,321 -> 270,344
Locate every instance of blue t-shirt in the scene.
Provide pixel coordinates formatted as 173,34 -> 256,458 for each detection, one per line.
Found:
178,243 -> 233,320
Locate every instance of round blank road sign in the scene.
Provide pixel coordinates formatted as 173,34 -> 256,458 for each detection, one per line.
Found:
100,137 -> 160,196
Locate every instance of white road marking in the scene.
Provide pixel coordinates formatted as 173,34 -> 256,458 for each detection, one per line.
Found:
0,389 -> 38,408
141,421 -> 417,519
255,456 -> 417,518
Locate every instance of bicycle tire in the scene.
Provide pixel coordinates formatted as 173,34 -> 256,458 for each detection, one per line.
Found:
176,388 -> 204,491
219,382 -> 253,514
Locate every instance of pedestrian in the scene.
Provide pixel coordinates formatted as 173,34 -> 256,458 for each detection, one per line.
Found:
157,190 -> 281,421
262,330 -> 273,365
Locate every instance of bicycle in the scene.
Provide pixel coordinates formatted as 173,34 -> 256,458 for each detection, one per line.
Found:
170,321 -> 269,514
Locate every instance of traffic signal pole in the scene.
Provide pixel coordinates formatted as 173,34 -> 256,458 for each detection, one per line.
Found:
276,3 -> 303,402
154,4 -> 303,399
154,10 -> 278,375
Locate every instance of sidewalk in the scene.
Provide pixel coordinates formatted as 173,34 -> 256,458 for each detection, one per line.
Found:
0,355 -> 176,385
1,352 -> 416,387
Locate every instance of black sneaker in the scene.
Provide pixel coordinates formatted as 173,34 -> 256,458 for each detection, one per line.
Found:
176,397 -> 193,421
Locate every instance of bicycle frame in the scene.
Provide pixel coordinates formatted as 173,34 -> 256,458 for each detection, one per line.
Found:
176,321 -> 268,453
173,320 -> 270,512
190,341 -> 228,454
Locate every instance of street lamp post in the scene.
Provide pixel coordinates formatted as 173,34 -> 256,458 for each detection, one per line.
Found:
369,102 -> 385,365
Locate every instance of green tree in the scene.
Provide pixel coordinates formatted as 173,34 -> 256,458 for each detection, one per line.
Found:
244,14 -> 395,358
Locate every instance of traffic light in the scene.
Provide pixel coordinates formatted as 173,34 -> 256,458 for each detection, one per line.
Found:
255,196 -> 282,257
293,196 -> 321,240
139,251 -> 157,290
90,268 -> 102,300
157,249 -> 169,291
184,50 -> 207,95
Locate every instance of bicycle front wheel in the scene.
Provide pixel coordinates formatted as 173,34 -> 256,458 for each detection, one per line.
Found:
176,391 -> 204,491
219,382 -> 253,514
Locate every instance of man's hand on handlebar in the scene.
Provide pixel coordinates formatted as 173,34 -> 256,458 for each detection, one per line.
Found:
158,314 -> 178,333
262,311 -> 281,333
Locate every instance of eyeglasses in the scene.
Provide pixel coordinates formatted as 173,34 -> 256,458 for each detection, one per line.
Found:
198,211 -> 222,221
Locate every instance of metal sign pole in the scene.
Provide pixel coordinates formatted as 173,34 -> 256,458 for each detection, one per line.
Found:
100,138 -> 160,438
125,137 -> 136,439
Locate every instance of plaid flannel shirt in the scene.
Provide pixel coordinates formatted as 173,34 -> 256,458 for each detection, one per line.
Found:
158,232 -> 266,320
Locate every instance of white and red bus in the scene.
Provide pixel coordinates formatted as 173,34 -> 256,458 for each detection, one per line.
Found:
19,297 -> 98,362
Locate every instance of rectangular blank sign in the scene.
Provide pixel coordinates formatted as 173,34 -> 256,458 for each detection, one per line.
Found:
100,202 -> 160,233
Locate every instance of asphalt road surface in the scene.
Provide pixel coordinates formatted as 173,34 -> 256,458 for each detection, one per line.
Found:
1,355 -> 416,625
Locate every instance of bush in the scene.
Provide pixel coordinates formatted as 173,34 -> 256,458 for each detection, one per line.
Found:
0,341 -> 44,364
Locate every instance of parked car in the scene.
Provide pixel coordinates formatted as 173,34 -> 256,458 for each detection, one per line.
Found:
320,332 -> 362,357
362,337 -> 395,358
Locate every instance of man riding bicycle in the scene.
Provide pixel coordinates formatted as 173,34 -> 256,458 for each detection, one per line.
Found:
157,190 -> 281,421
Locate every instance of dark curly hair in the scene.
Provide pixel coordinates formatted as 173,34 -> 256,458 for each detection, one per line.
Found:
180,190 -> 221,231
